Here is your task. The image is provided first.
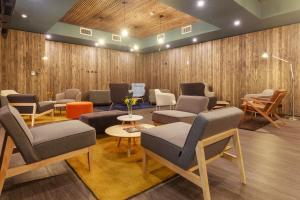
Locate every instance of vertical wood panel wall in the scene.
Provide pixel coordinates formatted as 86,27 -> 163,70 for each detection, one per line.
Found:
142,24 -> 300,115
1,23 -> 300,115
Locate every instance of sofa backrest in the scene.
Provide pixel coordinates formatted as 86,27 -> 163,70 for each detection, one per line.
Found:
178,107 -> 243,169
65,89 -> 81,99
0,106 -> 40,163
175,95 -> 208,114
180,82 -> 205,96
109,83 -> 131,104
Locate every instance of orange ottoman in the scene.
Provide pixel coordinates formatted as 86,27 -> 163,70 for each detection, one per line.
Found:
66,102 -> 93,119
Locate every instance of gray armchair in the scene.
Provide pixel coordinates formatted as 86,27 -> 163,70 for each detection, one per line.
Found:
152,95 -> 208,124
109,83 -> 132,110
142,107 -> 246,200
7,94 -> 54,126
180,82 -> 217,110
0,105 -> 96,194
56,89 -> 81,104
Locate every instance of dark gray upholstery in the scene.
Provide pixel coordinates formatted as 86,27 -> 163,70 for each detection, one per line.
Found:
152,110 -> 197,124
109,83 -> 131,105
176,96 -> 209,114
0,105 -> 96,164
152,95 -> 208,124
142,107 -> 243,169
80,110 -> 127,134
180,82 -> 217,110
88,90 -> 111,105
31,120 -> 96,159
7,94 -> 54,114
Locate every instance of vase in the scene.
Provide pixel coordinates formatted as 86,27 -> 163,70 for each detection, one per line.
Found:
128,106 -> 133,118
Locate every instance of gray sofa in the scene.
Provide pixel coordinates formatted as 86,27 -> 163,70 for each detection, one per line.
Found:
152,95 -> 208,124
142,107 -> 246,200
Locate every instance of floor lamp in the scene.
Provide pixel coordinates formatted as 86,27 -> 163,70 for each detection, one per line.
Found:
262,52 -> 297,120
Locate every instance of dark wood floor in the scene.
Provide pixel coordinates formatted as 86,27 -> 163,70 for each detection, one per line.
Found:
1,108 -> 299,200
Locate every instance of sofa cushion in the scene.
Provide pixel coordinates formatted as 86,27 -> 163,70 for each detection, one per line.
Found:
31,120 -> 96,159
152,110 -> 197,124
141,122 -> 191,166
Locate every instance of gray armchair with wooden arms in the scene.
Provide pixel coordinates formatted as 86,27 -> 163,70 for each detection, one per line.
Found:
56,89 -> 82,104
142,107 -> 246,200
0,105 -> 96,194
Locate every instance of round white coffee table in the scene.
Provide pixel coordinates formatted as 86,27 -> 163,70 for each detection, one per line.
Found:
105,124 -> 154,157
117,115 -> 143,125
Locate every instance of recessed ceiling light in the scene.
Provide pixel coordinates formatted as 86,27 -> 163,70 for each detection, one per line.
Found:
21,14 -> 28,18
121,29 -> 129,37
98,39 -> 105,45
262,52 -> 269,59
234,20 -> 241,26
166,44 -> 170,48
95,42 -> 99,47
158,38 -> 164,44
150,11 -> 154,16
130,48 -> 134,52
42,56 -> 48,60
192,37 -> 198,43
133,44 -> 139,51
45,34 -> 52,39
197,0 -> 205,7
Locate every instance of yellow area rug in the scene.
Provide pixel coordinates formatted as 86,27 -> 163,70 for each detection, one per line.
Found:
67,137 -> 175,200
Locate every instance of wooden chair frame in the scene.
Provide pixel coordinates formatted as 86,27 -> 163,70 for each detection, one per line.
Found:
142,128 -> 246,200
242,91 -> 287,128
0,132 -> 93,195
9,103 -> 54,126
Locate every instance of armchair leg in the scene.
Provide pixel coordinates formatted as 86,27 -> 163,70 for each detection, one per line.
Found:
232,129 -> 246,184
88,147 -> 93,172
109,103 -> 114,110
196,142 -> 211,200
31,115 -> 35,127
0,136 -> 14,195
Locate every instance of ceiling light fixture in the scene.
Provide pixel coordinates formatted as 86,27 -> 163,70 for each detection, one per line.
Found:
157,15 -> 165,45
197,0 -> 205,7
95,42 -> 99,47
150,11 -> 154,16
166,44 -> 170,48
45,34 -> 52,39
42,56 -> 48,60
130,48 -> 134,52
192,37 -> 198,43
234,19 -> 241,26
21,14 -> 28,18
98,39 -> 105,45
133,44 -> 139,51
121,0 -> 129,37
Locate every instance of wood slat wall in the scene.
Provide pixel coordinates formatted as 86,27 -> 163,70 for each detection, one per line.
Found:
142,23 -> 300,115
1,23 -> 300,115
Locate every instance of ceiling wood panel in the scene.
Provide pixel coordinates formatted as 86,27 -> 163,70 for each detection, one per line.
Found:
61,0 -> 198,38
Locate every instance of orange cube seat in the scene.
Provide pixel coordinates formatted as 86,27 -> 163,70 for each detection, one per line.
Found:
66,102 -> 93,119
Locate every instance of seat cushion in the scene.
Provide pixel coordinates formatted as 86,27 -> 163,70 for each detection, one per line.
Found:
31,120 -> 96,159
141,122 -> 191,166
152,110 -> 197,124
56,99 -> 75,104
37,101 -> 54,113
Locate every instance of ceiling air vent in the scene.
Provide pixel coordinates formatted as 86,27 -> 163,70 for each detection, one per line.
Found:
112,34 -> 122,42
80,27 -> 92,36
181,25 -> 192,35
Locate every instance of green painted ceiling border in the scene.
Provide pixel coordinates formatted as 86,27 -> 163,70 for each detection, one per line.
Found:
47,21 -> 220,52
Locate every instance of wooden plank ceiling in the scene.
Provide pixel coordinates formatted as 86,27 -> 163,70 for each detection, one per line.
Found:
61,0 -> 199,38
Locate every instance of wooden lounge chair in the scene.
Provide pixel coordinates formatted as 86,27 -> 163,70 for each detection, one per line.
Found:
0,105 -> 96,194
142,107 -> 246,200
242,89 -> 287,128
